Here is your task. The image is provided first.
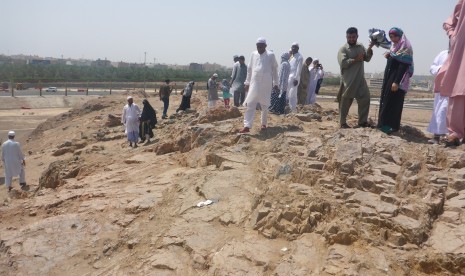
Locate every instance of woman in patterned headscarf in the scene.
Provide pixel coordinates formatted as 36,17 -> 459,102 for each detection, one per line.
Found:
269,52 -> 291,114
377,27 -> 414,134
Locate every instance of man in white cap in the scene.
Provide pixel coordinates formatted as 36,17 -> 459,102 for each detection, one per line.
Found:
239,37 -> 278,133
288,42 -> 304,112
121,96 -> 141,148
1,130 -> 27,192
207,73 -> 219,108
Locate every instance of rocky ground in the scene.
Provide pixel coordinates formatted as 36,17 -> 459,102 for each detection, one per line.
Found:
1,90 -> 465,275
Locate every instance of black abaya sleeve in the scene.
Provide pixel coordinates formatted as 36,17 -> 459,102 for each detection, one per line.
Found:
394,62 -> 409,84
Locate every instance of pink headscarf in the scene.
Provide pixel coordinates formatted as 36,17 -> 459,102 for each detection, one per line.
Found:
389,28 -> 414,91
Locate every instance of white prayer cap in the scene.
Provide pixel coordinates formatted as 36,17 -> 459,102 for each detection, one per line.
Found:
291,42 -> 299,47
8,130 -> 15,136
127,96 -> 133,100
213,73 -> 218,77
314,58 -> 319,62
256,37 -> 267,44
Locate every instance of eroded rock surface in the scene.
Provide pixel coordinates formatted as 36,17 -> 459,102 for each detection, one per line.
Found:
1,94 -> 464,275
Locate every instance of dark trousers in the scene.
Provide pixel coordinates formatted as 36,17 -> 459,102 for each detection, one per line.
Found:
161,97 -> 169,117
233,87 -> 245,107
315,79 -> 323,95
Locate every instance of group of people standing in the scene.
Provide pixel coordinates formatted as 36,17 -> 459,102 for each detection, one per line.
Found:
204,41 -> 326,131
231,38 -> 324,133
121,96 -> 157,148
337,26 -> 413,132
4,1 -> 465,193
268,43 -> 325,115
206,55 -> 248,109
337,0 -> 464,146
121,79 -> 197,148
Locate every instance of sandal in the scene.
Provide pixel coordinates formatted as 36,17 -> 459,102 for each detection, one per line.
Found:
239,127 -> 250,134
444,136 -> 461,147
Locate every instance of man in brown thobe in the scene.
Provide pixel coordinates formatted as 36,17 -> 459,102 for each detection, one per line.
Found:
297,57 -> 313,105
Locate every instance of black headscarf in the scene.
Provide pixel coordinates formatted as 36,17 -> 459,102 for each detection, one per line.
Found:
140,99 -> 157,126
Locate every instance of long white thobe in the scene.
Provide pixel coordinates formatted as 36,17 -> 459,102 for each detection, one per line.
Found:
427,50 -> 449,135
244,50 -> 278,106
2,139 -> 25,184
287,52 -> 304,109
430,50 -> 449,79
306,66 -> 320,104
121,104 -> 141,134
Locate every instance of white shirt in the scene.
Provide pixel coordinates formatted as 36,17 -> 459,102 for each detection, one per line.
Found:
308,66 -> 320,93
121,103 -> 141,133
430,50 -> 449,76
289,52 -> 304,83
244,50 -> 278,106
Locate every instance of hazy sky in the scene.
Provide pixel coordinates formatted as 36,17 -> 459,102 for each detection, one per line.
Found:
1,0 -> 458,75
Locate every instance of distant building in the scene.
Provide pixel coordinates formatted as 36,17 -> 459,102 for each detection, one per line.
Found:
167,64 -> 188,70
51,59 -> 67,65
189,63 -> 203,71
117,61 -> 144,68
28,59 -> 51,65
91,58 -> 112,67
0,55 -> 12,65
203,62 -> 226,72
152,63 -> 168,70
72,59 -> 93,66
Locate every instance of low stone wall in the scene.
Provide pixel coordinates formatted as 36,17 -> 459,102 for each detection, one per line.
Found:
0,95 -> 98,110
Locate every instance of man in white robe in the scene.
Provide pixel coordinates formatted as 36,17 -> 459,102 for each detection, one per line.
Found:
306,59 -> 322,104
239,37 -> 279,133
288,42 -> 304,112
1,131 -> 26,192
427,50 -> 449,144
121,96 -> 141,148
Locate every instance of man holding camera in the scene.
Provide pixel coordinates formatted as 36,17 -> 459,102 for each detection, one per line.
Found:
315,63 -> 325,95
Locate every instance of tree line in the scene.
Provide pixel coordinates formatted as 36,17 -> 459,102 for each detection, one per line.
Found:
0,64 -> 341,85
0,64 -> 230,83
